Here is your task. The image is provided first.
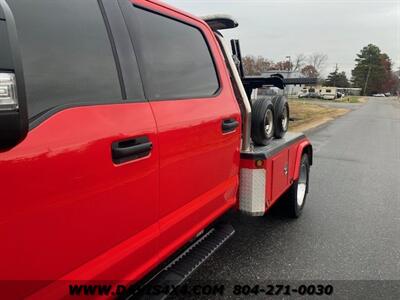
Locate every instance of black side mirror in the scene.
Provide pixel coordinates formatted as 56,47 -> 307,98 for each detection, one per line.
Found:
0,0 -> 28,150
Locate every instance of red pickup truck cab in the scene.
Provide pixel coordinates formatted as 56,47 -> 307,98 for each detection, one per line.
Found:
0,0 -> 312,298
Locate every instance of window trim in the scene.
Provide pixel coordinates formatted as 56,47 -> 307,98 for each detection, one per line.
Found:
29,101 -> 125,129
101,0 -> 146,102
118,0 -> 222,102
97,0 -> 127,100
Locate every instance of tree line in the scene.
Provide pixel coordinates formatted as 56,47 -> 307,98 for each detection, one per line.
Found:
242,53 -> 327,79
241,44 -> 399,95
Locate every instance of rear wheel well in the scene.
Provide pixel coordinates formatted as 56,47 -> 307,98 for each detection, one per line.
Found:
303,144 -> 313,166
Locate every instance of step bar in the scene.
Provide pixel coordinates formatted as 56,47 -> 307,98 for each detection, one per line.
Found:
128,224 -> 235,300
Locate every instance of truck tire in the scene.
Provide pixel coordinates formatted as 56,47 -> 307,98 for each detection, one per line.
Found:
285,153 -> 310,218
251,98 -> 275,146
271,95 -> 289,139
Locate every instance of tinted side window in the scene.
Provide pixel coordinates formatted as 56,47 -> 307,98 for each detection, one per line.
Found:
7,0 -> 122,118
132,7 -> 219,100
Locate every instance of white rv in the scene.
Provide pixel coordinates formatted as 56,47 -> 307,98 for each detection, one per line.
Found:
320,87 -> 337,100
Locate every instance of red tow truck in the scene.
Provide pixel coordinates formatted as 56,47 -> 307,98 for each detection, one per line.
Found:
0,0 -> 312,299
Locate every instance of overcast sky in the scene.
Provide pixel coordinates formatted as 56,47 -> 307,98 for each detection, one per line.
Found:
163,0 -> 400,77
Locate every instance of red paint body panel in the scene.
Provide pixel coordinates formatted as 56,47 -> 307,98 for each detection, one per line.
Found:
139,0 -> 241,266
0,103 -> 160,284
270,149 -> 289,205
0,1 -> 241,297
293,140 -> 313,180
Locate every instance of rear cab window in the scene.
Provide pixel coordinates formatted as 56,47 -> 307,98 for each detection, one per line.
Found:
122,4 -> 220,101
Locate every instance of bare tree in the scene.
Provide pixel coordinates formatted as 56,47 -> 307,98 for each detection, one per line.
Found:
242,55 -> 258,75
242,55 -> 273,75
255,55 -> 273,74
269,60 -> 292,71
242,53 -> 326,77
307,53 -> 328,75
292,54 -> 307,72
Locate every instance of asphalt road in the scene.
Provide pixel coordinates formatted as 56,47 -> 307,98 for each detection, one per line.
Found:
175,97 -> 400,298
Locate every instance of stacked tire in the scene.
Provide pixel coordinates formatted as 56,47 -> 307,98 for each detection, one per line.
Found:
251,95 -> 289,146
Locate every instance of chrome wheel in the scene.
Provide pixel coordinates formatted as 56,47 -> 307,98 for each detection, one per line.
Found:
297,161 -> 308,206
281,106 -> 288,131
264,109 -> 274,137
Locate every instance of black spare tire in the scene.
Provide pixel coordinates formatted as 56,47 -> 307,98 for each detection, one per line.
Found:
251,98 -> 274,146
271,95 -> 289,138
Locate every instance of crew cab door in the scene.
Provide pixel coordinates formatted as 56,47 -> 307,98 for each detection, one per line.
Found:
119,0 -> 241,261
0,0 -> 159,286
